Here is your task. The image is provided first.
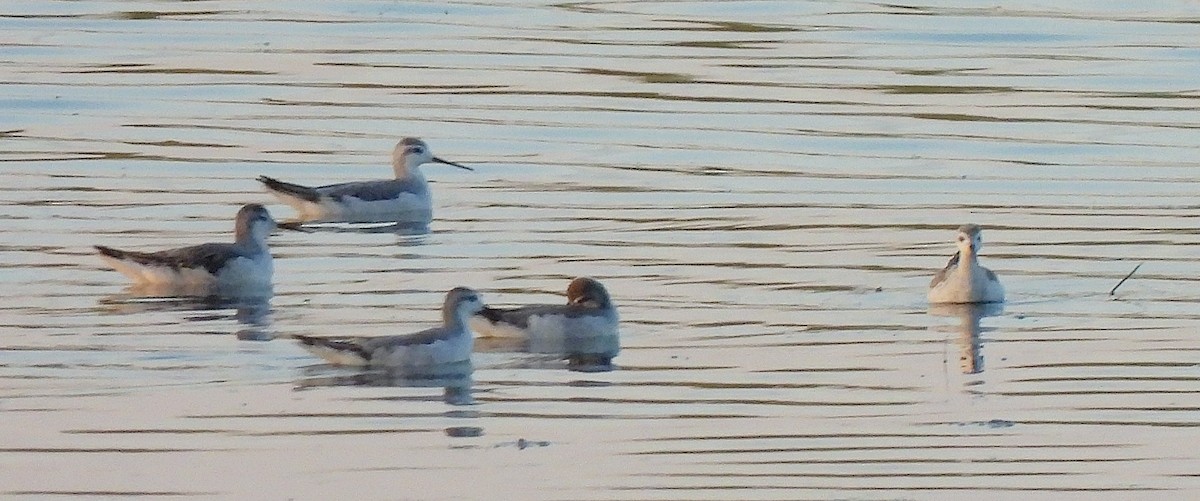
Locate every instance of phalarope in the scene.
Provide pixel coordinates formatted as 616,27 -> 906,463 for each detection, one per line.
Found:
928,224 -> 1005,304
257,137 -> 471,224
295,287 -> 486,370
472,277 -> 620,368
94,204 -> 276,294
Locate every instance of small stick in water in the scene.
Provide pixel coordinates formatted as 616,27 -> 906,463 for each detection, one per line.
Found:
1109,263 -> 1142,296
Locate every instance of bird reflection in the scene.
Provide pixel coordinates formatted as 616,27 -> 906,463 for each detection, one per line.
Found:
295,360 -> 474,406
98,289 -> 274,340
928,302 -> 1003,375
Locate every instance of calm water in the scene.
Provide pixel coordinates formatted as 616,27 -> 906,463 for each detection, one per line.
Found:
4,1 -> 1200,499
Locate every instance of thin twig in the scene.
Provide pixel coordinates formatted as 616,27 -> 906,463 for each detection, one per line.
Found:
1109,263 -> 1142,296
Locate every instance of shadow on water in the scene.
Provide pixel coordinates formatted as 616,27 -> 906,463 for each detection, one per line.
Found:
928,302 -> 1005,375
98,290 -> 274,340
294,360 -> 474,406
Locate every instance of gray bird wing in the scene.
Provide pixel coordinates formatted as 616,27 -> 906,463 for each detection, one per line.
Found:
98,243 -> 244,275
929,251 -> 960,289
479,304 -> 604,329
294,334 -> 371,361
296,325 -> 457,364
258,176 -> 320,203
361,325 -> 457,351
317,178 -> 428,202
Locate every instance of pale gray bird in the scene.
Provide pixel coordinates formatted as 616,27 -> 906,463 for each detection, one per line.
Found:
258,137 -> 471,224
94,204 -> 276,293
928,224 -> 1005,304
295,287 -> 487,370
472,277 -> 620,368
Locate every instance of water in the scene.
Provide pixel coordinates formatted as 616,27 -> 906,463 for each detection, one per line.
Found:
4,1 -> 1200,499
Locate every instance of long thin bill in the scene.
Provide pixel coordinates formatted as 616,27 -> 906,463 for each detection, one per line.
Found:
433,156 -> 473,171
276,221 -> 312,233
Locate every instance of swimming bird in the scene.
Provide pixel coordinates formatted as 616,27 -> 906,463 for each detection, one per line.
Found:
257,137 -> 472,224
94,204 -> 276,294
471,277 -> 620,369
928,224 -> 1005,304
295,287 -> 486,371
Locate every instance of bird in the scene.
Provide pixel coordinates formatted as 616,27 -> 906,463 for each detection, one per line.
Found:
257,137 -> 472,224
94,204 -> 276,294
295,287 -> 486,371
928,224 -> 1005,304
471,277 -> 620,369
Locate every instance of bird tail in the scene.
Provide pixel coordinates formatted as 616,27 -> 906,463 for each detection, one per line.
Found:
94,245 -> 166,283
476,306 -> 505,323
294,334 -> 371,366
94,244 -> 161,267
257,176 -> 322,203
94,245 -> 129,260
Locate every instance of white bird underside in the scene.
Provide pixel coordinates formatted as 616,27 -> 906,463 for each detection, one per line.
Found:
928,261 -> 1005,304
97,254 -> 272,290
470,311 -> 620,358
373,336 -> 473,368
267,190 -> 432,224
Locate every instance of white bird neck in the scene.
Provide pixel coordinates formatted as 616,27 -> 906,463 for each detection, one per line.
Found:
958,248 -> 977,266
442,305 -> 472,330
234,221 -> 272,253
392,157 -> 427,181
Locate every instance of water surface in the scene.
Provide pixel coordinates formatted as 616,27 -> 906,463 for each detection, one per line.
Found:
3,1 -> 1200,499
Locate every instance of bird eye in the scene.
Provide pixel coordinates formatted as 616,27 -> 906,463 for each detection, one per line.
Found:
410,146 -> 424,155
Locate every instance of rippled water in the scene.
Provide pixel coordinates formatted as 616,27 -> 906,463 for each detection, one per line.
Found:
4,1 -> 1200,499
